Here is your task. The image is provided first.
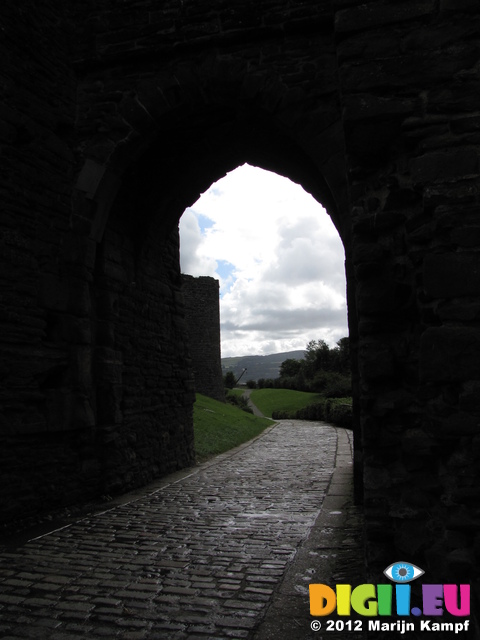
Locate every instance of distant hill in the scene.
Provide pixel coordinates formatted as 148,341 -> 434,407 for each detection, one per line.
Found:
221,350 -> 305,383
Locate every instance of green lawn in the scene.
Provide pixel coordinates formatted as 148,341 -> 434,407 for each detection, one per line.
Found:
193,393 -> 272,463
226,388 -> 245,398
249,388 -> 324,418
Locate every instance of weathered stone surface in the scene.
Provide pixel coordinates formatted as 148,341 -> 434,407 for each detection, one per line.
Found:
182,275 -> 225,403
460,382 -> 480,414
411,148 -> 479,185
335,1 -> 436,34
423,253 -> 480,298
440,0 -> 479,13
437,300 -> 480,322
342,94 -> 414,122
359,338 -> 394,381
420,328 -> 480,382
451,226 -> 480,248
401,429 -> 436,455
1,1 -> 480,616
440,412 -> 480,438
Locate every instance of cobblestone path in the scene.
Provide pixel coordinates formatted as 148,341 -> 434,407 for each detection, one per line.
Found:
0,421 -> 355,640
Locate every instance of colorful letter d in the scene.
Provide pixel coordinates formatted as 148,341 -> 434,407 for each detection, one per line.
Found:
309,584 -> 337,616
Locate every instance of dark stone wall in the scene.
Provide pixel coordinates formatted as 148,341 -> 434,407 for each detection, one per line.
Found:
1,1 -> 479,614
92,203 -> 196,497
334,1 -> 480,600
182,275 -> 225,403
0,2 -> 97,522
0,1 -> 197,525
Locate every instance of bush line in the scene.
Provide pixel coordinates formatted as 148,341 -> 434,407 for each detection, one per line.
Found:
272,398 -> 352,429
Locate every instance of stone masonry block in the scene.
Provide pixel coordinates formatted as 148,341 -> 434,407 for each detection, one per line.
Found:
420,327 -> 480,382
423,253 -> 480,298
440,0 -> 479,13
39,273 -> 69,311
410,149 -> 478,185
335,1 -> 436,33
359,339 -> 394,381
343,94 -> 414,122
460,382 -> 480,414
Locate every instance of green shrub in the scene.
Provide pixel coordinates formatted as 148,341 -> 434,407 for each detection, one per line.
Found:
272,397 -> 352,429
323,373 -> 352,398
226,392 -> 253,414
257,378 -> 275,389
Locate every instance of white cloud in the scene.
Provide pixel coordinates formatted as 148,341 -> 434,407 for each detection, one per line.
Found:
179,164 -> 348,357
178,209 -> 218,277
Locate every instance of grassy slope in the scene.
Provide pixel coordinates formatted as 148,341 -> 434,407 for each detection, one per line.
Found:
194,394 -> 272,462
249,388 -> 324,418
226,388 -> 245,398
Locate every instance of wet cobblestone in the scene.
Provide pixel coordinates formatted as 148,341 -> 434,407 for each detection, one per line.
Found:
0,421 -> 354,639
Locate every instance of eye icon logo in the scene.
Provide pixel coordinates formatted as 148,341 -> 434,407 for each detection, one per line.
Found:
384,561 -> 424,583
309,560 -> 470,620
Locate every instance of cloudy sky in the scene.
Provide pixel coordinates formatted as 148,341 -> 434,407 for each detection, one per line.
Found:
179,163 -> 348,358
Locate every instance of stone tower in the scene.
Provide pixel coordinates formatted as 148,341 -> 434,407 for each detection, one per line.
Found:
182,275 -> 225,403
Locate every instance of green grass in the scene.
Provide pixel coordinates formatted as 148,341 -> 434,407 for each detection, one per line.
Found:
249,389 -> 324,418
193,394 -> 272,463
226,388 -> 245,398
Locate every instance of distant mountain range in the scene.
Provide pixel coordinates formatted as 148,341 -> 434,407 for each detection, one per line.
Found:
221,350 -> 305,383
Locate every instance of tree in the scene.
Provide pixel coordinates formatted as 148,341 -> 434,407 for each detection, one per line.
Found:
224,371 -> 236,389
304,339 -> 331,376
334,337 -> 350,375
270,337 -> 351,394
279,358 -> 303,378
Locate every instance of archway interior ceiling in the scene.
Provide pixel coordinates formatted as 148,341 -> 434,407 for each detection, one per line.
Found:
110,105 -> 345,253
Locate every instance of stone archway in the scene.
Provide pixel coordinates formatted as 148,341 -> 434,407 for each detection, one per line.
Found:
77,78 -> 357,498
2,2 -> 479,609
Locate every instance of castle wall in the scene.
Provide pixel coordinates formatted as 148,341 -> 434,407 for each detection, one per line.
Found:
182,276 -> 225,403
0,1 -> 479,604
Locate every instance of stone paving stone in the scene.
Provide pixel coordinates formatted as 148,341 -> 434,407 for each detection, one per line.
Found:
0,422 -> 355,639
